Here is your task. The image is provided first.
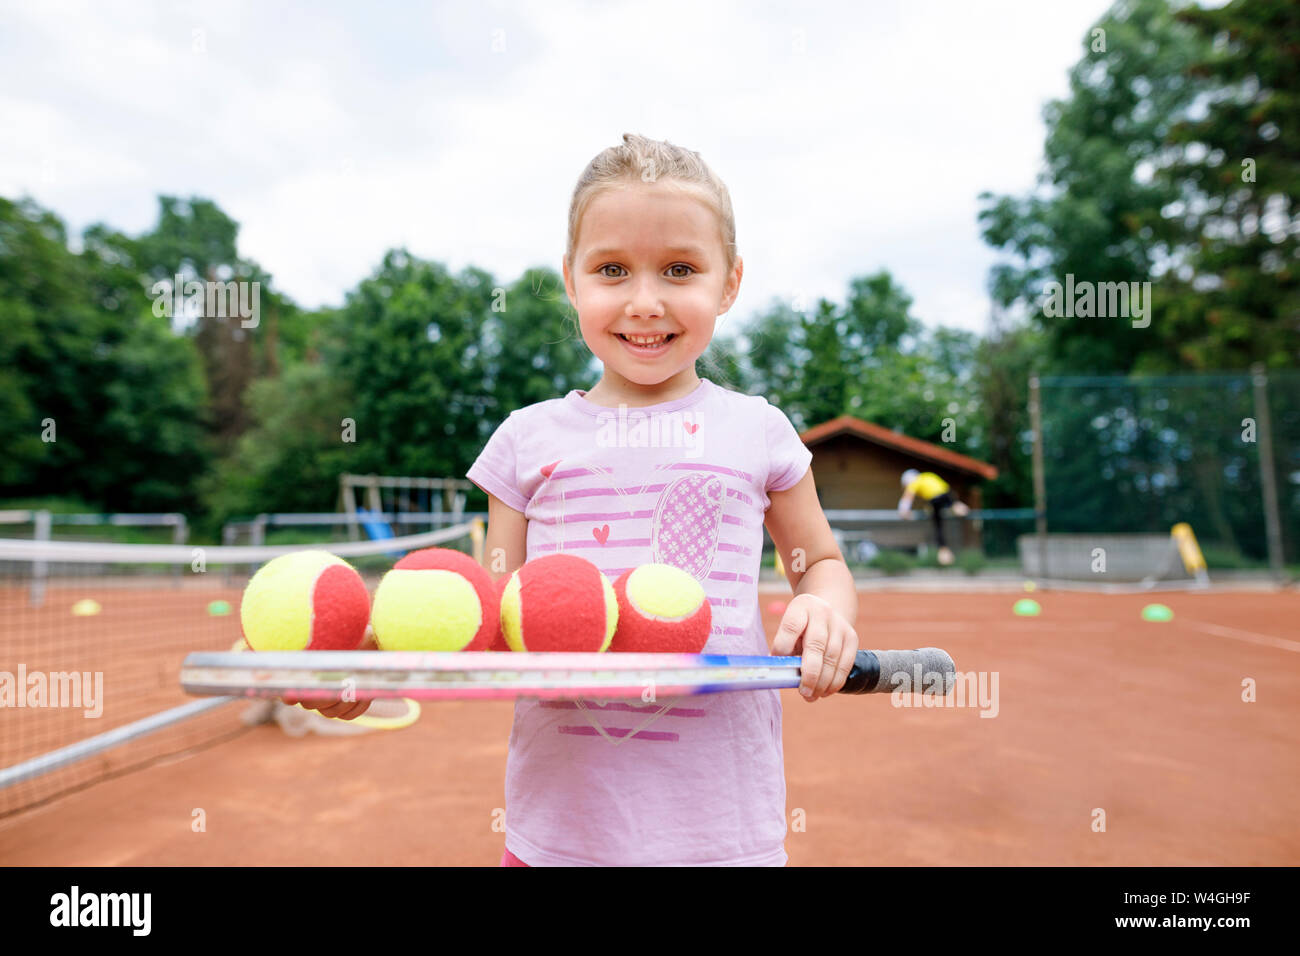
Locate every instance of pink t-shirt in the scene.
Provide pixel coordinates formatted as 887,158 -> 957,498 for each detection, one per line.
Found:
466,377 -> 812,866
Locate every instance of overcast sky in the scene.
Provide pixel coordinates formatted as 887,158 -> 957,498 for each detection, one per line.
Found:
0,0 -> 1115,336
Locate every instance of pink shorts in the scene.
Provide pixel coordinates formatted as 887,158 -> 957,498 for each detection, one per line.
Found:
500,848 -> 530,867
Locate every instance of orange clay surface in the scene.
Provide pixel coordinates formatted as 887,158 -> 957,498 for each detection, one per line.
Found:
2,588 -> 1297,865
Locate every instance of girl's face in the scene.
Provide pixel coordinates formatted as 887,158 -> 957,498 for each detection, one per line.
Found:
563,181 -> 742,403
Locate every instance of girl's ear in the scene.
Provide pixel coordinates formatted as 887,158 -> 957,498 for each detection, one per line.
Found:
562,259 -> 579,309
719,256 -> 744,315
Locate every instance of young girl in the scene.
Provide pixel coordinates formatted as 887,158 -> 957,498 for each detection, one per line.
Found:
467,133 -> 860,867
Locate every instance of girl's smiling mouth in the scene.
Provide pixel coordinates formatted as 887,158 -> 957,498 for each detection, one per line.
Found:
615,332 -> 677,355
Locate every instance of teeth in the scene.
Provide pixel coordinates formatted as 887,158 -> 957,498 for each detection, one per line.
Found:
622,334 -> 670,345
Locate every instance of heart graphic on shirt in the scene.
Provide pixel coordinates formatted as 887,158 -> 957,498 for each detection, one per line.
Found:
587,463 -> 663,503
552,462 -> 685,556
575,698 -> 673,747
684,421 -> 700,434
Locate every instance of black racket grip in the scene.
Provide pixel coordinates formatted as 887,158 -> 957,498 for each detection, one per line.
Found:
839,648 -> 956,695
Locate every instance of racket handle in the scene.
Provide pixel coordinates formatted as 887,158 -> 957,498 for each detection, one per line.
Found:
840,648 -> 956,695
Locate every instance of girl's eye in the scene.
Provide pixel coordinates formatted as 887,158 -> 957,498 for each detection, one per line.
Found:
597,264 -> 695,278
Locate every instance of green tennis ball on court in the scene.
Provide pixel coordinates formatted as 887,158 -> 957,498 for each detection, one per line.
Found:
71,599 -> 102,617
370,548 -> 498,651
208,600 -> 232,617
609,564 -> 711,653
240,550 -> 370,651
1141,603 -> 1173,623
1013,598 -> 1041,617
500,553 -> 617,652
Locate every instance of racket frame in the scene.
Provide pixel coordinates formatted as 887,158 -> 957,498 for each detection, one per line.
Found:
181,650 -> 807,702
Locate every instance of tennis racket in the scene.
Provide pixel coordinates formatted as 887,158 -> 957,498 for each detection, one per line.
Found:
181,648 -> 955,702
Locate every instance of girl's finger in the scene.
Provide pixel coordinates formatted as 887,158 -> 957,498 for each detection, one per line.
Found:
315,699 -> 349,718
321,699 -> 371,720
812,625 -> 842,699
799,614 -> 830,700
825,625 -> 859,696
771,600 -> 810,657
333,700 -> 371,720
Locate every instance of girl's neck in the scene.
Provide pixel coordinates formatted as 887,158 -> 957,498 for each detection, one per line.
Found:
583,367 -> 703,408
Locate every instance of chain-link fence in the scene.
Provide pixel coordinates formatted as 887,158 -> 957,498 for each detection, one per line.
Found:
1038,370 -> 1299,570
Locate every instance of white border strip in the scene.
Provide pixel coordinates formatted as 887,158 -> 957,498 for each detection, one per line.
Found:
1182,619 -> 1300,654
0,524 -> 473,564
0,697 -> 234,790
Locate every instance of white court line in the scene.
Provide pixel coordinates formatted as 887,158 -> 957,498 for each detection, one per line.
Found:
863,621 -> 1117,632
1182,619 -> 1300,654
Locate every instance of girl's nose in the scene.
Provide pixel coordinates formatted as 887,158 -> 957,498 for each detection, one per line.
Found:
625,281 -> 665,319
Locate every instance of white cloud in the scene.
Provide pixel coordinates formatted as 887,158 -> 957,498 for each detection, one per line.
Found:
0,0 -> 1111,333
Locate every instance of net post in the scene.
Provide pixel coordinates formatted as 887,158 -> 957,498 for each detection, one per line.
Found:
221,522 -> 236,587
30,509 -> 51,607
340,474 -> 360,541
470,517 -> 485,564
170,513 -> 187,587
250,514 -> 268,577
1251,364 -> 1285,582
1029,375 -> 1049,580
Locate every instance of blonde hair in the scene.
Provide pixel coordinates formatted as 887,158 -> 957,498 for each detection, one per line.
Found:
564,133 -> 738,276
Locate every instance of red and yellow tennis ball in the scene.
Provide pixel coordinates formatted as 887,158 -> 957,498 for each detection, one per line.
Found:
500,553 -> 617,652
609,563 -> 711,653
240,551 -> 370,651
370,548 -> 498,651
489,573 -> 511,651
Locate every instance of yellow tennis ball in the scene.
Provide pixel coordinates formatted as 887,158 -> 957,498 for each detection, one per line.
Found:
240,550 -> 371,651
371,568 -> 487,651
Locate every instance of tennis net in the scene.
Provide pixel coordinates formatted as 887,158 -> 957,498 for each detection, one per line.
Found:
0,522 -> 480,818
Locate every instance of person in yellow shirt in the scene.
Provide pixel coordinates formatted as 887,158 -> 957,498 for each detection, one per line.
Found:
897,469 -> 970,566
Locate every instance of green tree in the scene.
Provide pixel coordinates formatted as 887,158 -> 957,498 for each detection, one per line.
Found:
978,0 -> 1213,373
132,196 -> 297,453
201,361 -> 359,522
740,270 -> 977,449
971,318 -> 1045,510
0,197 -> 209,510
743,298 -> 804,415
483,267 -> 598,431
326,251 -> 494,479
1156,0 -> 1300,370
324,254 -> 595,487
696,325 -> 751,393
92,314 -> 209,511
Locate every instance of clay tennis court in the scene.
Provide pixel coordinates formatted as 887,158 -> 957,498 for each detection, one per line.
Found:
2,584 -> 1298,865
